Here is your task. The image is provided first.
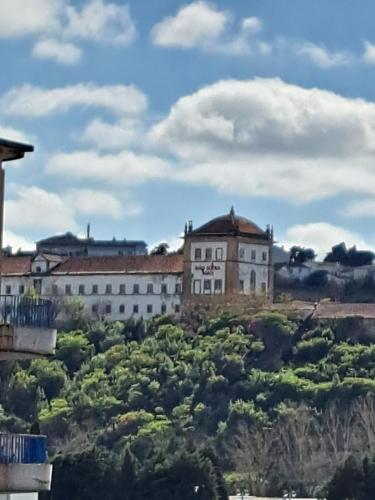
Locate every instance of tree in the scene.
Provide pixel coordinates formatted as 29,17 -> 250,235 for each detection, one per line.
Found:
325,243 -> 374,267
56,331 -> 92,375
290,246 -> 316,264
151,243 -> 169,255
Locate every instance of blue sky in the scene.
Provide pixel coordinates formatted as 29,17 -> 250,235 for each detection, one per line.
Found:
1,0 -> 375,257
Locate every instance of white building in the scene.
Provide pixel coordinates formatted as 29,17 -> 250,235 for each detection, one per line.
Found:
0,210 -> 273,322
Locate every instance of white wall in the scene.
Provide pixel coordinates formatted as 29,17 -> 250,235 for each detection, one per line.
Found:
0,494 -> 38,500
238,243 -> 270,295
190,241 -> 227,295
1,273 -> 182,321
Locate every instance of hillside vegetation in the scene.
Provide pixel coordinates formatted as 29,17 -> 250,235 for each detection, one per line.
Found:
2,310 -> 375,498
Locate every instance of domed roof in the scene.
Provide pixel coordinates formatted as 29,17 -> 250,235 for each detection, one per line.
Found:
189,207 -> 271,240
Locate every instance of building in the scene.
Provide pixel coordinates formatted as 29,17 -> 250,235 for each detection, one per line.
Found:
183,208 -> 273,311
0,209 -> 273,322
37,229 -> 147,257
0,137 -> 56,495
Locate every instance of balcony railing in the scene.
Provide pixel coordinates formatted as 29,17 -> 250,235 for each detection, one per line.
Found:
0,295 -> 53,329
0,434 -> 47,464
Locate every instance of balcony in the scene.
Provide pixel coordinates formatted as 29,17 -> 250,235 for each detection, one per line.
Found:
0,296 -> 56,360
0,434 -> 52,493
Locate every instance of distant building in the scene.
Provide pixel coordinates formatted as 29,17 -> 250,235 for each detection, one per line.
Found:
0,209 -> 273,321
36,229 -> 147,257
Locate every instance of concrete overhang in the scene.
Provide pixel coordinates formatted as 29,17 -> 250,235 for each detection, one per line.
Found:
0,138 -> 34,163
0,325 -> 57,360
0,464 -> 52,493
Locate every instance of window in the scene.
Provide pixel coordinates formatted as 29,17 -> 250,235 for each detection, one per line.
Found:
92,304 -> 98,313
105,303 -> 112,314
239,280 -> 244,293
52,284 -> 58,295
147,283 -> 154,294
19,285 -> 25,295
194,248 -> 202,260
175,304 -> 180,313
78,284 -> 85,295
119,284 -> 126,295
133,284 -> 140,294
147,304 -> 153,313
262,251 -> 268,262
161,304 -> 167,314
161,284 -> 167,294
34,279 -> 42,294
261,282 -> 267,293
251,249 -> 256,261
203,280 -> 211,294
214,279 -> 222,293
250,270 -> 256,291
239,247 -> 245,259
106,284 -> 112,294
193,280 -> 201,294
65,284 -> 72,295
92,284 -> 98,295
133,304 -> 139,314
175,283 -> 182,294
35,266 -> 42,273
205,248 -> 212,261
216,247 -> 223,261
119,304 -> 125,314
5,285 -> 11,295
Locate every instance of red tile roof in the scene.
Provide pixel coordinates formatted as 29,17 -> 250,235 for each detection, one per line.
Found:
0,256 -> 31,275
190,212 -> 269,239
52,254 -> 184,275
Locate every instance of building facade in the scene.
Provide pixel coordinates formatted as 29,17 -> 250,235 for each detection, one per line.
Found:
37,231 -> 147,257
1,210 -> 273,322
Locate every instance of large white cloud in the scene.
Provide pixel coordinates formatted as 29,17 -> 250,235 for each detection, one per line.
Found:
5,186 -> 78,232
0,0 -> 62,38
32,38 -> 82,65
150,78 -> 375,202
82,118 -> 139,150
151,1 -> 266,56
4,186 -> 131,233
296,42 -> 351,68
0,83 -> 147,118
64,0 -> 136,46
280,222 -> 374,259
46,150 -> 171,184
3,230 -> 35,252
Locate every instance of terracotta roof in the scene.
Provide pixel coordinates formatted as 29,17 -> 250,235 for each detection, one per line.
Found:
313,303 -> 375,319
52,254 -> 184,275
38,254 -> 67,263
190,209 -> 270,240
0,256 -> 31,275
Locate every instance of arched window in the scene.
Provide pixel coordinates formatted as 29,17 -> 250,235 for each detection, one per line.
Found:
250,270 -> 256,292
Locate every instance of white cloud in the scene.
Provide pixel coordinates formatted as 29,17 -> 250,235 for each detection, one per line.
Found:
82,118 -> 139,150
32,38 -> 82,65
363,40 -> 375,64
3,230 -> 35,252
150,78 -> 375,202
63,189 -> 124,219
0,0 -> 62,38
151,1 -> 227,49
5,186 -> 78,232
151,1 -> 266,56
341,198 -> 375,218
280,222 -> 373,259
296,42 -> 351,68
0,83 -> 147,118
64,0 -> 136,46
46,150 -> 171,184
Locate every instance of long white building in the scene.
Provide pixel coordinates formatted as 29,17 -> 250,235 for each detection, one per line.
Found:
0,209 -> 273,321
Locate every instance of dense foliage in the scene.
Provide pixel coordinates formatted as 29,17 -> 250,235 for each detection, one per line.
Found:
3,310 -> 375,497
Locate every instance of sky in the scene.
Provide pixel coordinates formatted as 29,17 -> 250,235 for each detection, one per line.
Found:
2,0 -> 375,257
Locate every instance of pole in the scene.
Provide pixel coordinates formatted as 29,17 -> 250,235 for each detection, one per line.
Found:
0,164 -> 4,295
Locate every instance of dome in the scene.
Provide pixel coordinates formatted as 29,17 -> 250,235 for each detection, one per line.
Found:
189,207 -> 271,240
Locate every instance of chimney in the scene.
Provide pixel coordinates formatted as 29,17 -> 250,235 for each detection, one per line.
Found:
87,223 -> 91,240
188,220 -> 193,233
